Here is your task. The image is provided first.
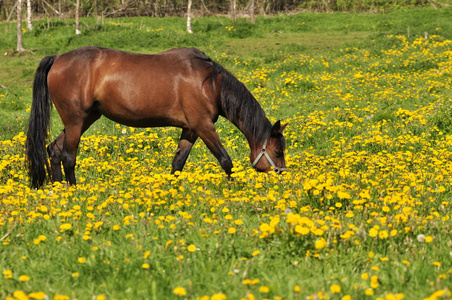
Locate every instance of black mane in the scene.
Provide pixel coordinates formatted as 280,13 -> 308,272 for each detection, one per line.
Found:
207,57 -> 272,144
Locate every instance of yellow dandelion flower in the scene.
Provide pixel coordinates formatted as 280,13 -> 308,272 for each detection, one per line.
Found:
330,284 -> 341,294
142,263 -> 150,269
28,291 -> 47,299
60,223 -> 72,230
13,291 -> 28,300
364,288 -> 374,296
173,287 -> 187,296
78,257 -> 87,264
211,293 -> 227,300
315,238 -> 327,250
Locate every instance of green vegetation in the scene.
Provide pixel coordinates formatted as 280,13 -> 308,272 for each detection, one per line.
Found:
1,7 -> 452,300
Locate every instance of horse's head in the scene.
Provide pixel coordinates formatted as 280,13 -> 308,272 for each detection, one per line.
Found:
252,120 -> 288,174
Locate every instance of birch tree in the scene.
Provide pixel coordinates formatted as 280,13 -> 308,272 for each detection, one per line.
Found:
230,0 -> 236,21
26,0 -> 33,30
75,0 -> 81,34
17,0 -> 25,52
250,0 -> 255,23
187,0 -> 193,33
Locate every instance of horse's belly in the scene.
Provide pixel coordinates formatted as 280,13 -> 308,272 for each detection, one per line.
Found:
98,98 -> 187,128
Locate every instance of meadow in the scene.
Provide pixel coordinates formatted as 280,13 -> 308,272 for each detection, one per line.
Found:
1,7 -> 452,300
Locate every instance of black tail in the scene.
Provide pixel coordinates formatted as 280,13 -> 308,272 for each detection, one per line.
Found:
26,55 -> 57,188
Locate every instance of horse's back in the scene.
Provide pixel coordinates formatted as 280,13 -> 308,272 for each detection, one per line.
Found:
47,46 -> 219,128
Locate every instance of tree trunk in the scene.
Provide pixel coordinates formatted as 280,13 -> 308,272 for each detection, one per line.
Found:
230,0 -> 236,21
26,0 -> 33,30
231,0 -> 237,22
17,0 -> 25,52
75,0 -> 81,34
250,0 -> 255,23
187,0 -> 193,33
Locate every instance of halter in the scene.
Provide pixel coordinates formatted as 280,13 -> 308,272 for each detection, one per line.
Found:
252,139 -> 287,174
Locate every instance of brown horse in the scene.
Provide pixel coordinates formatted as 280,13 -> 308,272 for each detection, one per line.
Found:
26,46 -> 287,188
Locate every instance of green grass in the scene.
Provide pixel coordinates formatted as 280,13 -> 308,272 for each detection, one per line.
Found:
1,7 -> 452,300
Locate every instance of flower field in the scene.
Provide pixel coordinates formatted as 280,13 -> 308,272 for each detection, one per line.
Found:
1,15 -> 452,300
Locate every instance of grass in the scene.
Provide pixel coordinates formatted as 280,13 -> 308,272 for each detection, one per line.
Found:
1,7 -> 452,300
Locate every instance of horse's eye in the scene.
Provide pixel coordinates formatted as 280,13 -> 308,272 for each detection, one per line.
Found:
275,151 -> 283,158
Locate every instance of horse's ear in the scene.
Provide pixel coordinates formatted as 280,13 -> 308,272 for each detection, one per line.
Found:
271,120 -> 287,136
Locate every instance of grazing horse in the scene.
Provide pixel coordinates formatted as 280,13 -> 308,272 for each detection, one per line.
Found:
26,46 -> 287,188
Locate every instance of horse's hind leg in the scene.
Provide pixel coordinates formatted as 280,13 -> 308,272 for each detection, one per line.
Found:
171,128 -> 198,173
61,111 -> 101,185
47,131 -> 65,182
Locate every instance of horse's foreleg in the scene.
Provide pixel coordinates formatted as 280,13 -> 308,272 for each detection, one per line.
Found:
171,128 -> 198,174
47,130 -> 65,182
196,123 -> 233,177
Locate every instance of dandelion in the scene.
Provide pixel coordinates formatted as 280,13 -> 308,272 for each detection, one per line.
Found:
211,293 -> 227,300
173,287 -> 187,296
13,291 -> 28,300
142,263 -> 150,269
259,286 -> 270,293
433,261 -> 441,268
315,238 -> 327,250
228,227 -> 236,234
78,257 -> 87,264
243,279 -> 260,285
370,275 -> 380,289
379,230 -> 389,239
259,223 -> 270,232
188,244 -> 196,252
28,291 -> 47,299
330,284 -> 341,294
417,234 -> 426,242
19,275 -> 30,282
369,228 -> 378,237
252,250 -> 260,256
60,223 -> 72,230
294,285 -> 301,293
3,269 -> 13,279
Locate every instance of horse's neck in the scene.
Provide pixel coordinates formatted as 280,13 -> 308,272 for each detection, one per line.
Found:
230,112 -> 271,152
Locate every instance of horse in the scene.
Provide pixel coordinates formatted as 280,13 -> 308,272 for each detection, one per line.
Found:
25,46 -> 287,188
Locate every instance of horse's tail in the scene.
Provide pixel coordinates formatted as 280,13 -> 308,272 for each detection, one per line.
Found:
26,55 -> 57,188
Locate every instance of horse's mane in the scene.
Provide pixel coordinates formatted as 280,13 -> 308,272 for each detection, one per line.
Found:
194,51 -> 272,144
